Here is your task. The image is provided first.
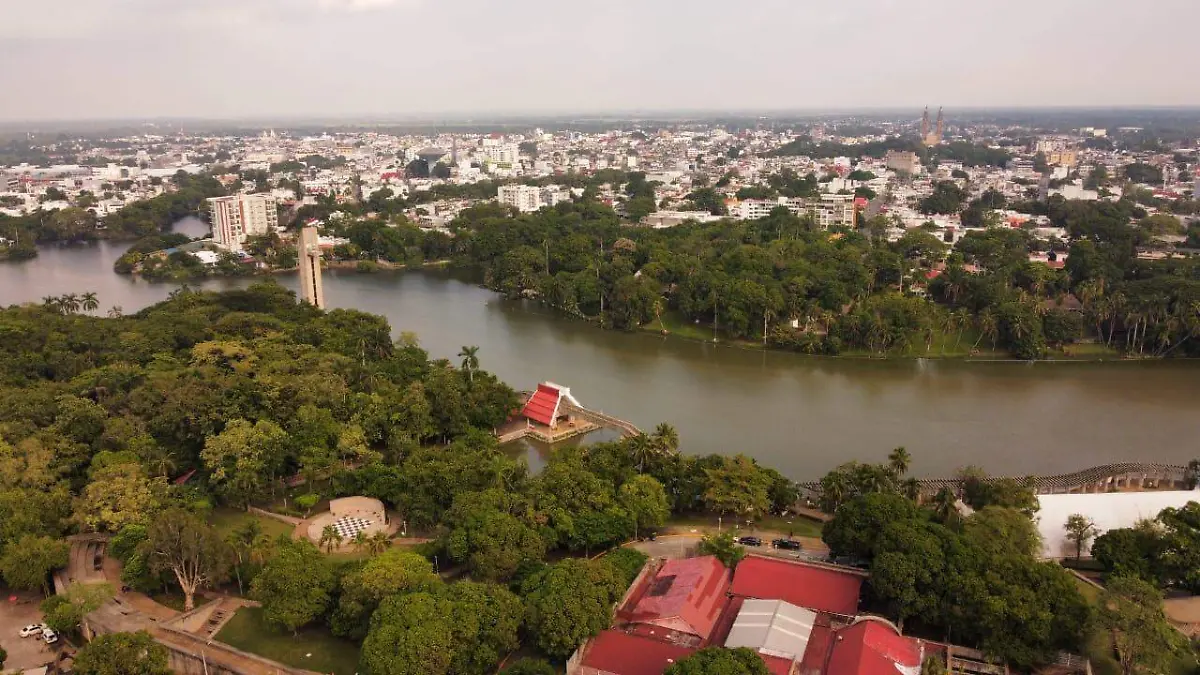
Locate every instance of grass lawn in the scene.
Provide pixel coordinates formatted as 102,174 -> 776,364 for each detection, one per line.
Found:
210,507 -> 294,541
215,606 -> 361,675
666,513 -> 823,539
640,310 -> 718,342
149,591 -> 187,612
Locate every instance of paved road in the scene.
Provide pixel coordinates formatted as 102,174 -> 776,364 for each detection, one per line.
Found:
629,529 -> 830,562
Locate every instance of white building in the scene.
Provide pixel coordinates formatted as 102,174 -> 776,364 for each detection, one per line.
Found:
207,193 -> 278,251
483,144 -> 518,165
735,194 -> 856,228
1035,491 -> 1198,559
498,184 -> 543,213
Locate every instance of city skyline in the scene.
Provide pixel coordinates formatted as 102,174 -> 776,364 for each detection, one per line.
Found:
3,0 -> 1198,122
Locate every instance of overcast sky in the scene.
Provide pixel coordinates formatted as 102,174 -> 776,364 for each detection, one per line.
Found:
2,0 -> 1197,122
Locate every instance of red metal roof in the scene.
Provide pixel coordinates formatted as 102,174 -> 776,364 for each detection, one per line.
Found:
761,653 -> 796,675
622,556 -> 730,642
826,620 -> 922,675
580,630 -> 696,675
521,383 -> 560,427
798,621 -> 836,673
731,557 -> 863,616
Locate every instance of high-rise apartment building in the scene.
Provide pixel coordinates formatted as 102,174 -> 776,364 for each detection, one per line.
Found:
207,193 -> 278,251
498,184 -> 544,213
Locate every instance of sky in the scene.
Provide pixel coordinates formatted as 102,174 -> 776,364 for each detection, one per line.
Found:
2,0 -> 1198,122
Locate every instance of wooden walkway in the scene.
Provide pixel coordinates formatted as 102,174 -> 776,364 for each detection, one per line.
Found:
798,462 -> 1189,496
559,400 -> 642,438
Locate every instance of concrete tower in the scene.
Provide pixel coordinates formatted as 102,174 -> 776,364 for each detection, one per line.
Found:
921,107 -> 930,139
298,226 -> 325,310
935,107 -> 945,141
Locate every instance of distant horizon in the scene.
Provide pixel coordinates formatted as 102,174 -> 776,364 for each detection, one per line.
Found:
4,104 -> 1200,134
4,0 -> 1196,124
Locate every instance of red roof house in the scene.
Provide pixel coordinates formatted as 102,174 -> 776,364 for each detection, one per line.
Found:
826,619 -> 923,675
731,556 -> 864,616
575,630 -> 696,675
619,556 -> 731,646
522,383 -> 565,428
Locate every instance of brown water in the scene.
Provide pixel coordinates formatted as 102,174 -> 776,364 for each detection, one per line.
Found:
3,238 -> 1199,481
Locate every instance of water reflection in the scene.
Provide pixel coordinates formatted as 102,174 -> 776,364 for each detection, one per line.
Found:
2,245 -> 1199,479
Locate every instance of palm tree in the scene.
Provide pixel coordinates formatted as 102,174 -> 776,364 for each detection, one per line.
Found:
80,292 -> 99,313
226,520 -> 264,596
61,293 -> 81,314
652,423 -> 679,453
931,487 -> 958,523
366,531 -> 391,555
629,433 -> 655,473
458,345 -> 480,383
41,296 -> 59,313
320,525 -> 343,553
351,531 -> 368,554
973,309 -> 999,352
107,305 -> 124,318
145,447 -> 178,479
887,446 -> 911,478
952,308 -> 970,353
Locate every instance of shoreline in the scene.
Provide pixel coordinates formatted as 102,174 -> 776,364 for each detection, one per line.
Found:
513,299 -> 1192,365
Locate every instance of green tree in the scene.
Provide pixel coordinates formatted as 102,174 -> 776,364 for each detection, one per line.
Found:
823,492 -> 920,561
251,539 -> 334,634
663,647 -> 771,675
320,524 -> 343,553
361,581 -> 521,675
501,658 -> 555,675
702,455 -> 771,517
445,510 -> 546,582
1092,526 -> 1164,583
963,507 -> 1042,559
201,419 -> 289,507
41,583 -> 114,633
1099,576 -> 1186,675
73,631 -> 171,675
226,519 -> 265,596
603,547 -> 649,586
144,509 -> 232,611
1063,514 -> 1099,560
521,558 -> 624,659
618,474 -> 670,538
458,345 -> 480,383
72,461 -> 164,532
332,549 -> 439,639
697,531 -> 746,569
887,446 -> 911,477
0,534 -> 69,593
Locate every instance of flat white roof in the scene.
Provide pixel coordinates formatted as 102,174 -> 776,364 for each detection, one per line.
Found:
724,598 -> 816,661
1035,491 -> 1199,558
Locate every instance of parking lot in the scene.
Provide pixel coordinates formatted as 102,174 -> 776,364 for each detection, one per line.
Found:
0,598 -> 56,671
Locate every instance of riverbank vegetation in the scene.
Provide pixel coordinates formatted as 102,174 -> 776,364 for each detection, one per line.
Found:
0,284 -> 799,673
443,191 -> 1200,360
0,172 -> 227,261
818,454 -> 1198,673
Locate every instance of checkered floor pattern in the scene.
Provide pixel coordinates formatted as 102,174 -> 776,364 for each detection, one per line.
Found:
331,516 -> 375,539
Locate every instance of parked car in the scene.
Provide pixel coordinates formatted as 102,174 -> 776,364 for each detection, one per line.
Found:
736,536 -> 763,547
20,624 -> 45,638
772,538 -> 802,551
42,628 -> 59,644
